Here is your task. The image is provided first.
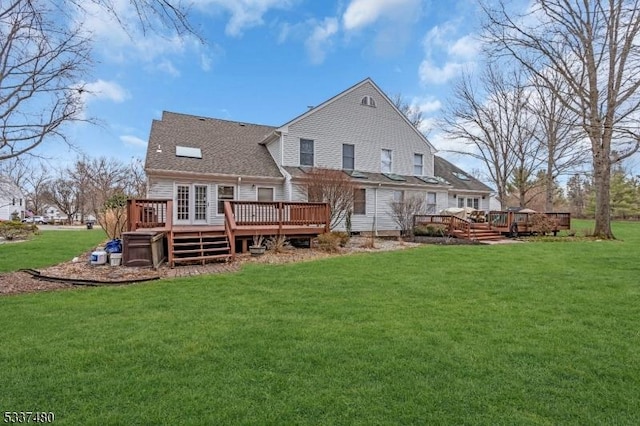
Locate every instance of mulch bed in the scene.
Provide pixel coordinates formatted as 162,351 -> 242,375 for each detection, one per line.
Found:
0,237 -> 421,296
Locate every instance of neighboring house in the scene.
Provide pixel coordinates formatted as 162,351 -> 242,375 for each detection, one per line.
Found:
0,176 -> 25,221
145,78 -> 493,234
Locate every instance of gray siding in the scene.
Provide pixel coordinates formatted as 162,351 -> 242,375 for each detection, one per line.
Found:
280,81 -> 434,176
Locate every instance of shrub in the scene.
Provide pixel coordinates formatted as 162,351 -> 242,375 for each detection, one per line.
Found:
317,233 -> 340,252
529,213 -> 557,235
414,224 -> 447,237
266,235 -> 290,253
0,222 -> 39,241
331,231 -> 350,247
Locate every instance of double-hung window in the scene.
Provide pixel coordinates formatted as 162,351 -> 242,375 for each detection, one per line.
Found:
300,139 -> 314,166
414,153 -> 423,175
217,186 -> 234,214
381,149 -> 392,173
343,144 -> 355,170
353,188 -> 366,215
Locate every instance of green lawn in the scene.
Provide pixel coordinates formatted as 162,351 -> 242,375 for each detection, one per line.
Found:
1,222 -> 639,424
0,229 -> 106,272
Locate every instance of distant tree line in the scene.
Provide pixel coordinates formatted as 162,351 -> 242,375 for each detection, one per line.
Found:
0,156 -> 146,224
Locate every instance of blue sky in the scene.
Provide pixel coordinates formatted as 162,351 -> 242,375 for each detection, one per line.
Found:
45,0 -> 494,173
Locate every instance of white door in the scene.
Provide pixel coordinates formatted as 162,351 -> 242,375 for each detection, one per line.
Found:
175,184 -> 209,225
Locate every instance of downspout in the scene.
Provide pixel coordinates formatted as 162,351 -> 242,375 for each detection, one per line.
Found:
374,184 -> 381,236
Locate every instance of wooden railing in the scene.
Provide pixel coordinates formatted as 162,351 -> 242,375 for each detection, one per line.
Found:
127,199 -> 172,232
226,201 -> 330,233
487,211 -> 571,233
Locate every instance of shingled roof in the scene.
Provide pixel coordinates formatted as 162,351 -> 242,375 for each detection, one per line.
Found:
145,112 -> 282,178
434,156 -> 494,193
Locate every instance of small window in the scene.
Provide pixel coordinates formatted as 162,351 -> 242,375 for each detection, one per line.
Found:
217,185 -> 234,214
457,197 -> 465,208
257,187 -> 274,201
342,144 -> 354,170
414,153 -> 423,176
361,96 -> 376,107
427,192 -> 437,213
300,139 -> 314,166
353,188 -> 366,215
393,190 -> 404,203
381,149 -> 392,173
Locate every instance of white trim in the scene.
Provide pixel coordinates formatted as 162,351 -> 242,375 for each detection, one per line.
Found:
216,184 -> 235,216
256,186 -> 275,201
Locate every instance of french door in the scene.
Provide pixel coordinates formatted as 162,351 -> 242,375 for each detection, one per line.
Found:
175,184 -> 209,225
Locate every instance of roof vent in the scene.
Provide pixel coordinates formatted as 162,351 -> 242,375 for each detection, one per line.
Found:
198,117 -> 206,121
239,123 -> 246,126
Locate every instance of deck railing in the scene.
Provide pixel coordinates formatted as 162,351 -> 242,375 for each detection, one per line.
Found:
127,199 -> 172,232
226,201 -> 330,233
486,211 -> 571,233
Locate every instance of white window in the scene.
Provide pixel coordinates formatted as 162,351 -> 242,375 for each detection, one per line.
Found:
381,149 -> 392,173
300,139 -> 314,166
414,153 -> 423,176
342,144 -> 355,170
353,188 -> 366,215
427,192 -> 437,213
393,190 -> 404,203
217,186 -> 234,214
257,187 -> 274,201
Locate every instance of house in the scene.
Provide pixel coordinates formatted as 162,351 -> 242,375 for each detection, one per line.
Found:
144,78 -> 493,235
0,176 -> 25,221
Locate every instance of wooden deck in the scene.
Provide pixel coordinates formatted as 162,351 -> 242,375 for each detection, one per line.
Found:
126,199 -> 330,266
414,211 -> 571,241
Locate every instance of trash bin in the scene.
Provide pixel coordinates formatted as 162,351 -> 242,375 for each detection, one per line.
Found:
86,221 -> 94,229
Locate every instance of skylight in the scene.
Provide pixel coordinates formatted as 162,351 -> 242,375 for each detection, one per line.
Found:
418,176 -> 440,184
452,171 -> 470,181
176,146 -> 202,159
346,170 -> 369,179
383,173 -> 407,182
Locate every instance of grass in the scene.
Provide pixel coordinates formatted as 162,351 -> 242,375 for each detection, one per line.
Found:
0,229 -> 106,272
1,221 -> 639,424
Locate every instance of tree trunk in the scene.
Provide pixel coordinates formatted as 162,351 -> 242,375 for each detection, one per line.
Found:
592,152 -> 614,238
545,160 -> 554,212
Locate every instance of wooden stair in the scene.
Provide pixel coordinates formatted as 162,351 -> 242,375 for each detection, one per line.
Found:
170,229 -> 231,267
452,223 -> 504,242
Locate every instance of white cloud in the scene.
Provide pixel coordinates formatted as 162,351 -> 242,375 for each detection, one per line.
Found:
156,59 -> 180,77
448,34 -> 481,59
196,0 -> 296,36
342,0 -> 420,31
419,60 -> 466,85
419,21 -> 481,85
120,135 -> 147,147
82,80 -> 130,103
305,17 -> 339,65
416,97 -> 442,114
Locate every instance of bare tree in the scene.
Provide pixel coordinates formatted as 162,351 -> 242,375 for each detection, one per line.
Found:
68,0 -> 196,38
391,93 -> 424,129
123,157 -> 147,198
389,193 -> 426,236
0,0 -> 89,161
69,156 -> 129,220
529,73 -> 588,211
298,168 -> 357,230
482,0 -> 640,238
439,65 -> 540,209
0,157 -> 51,214
43,172 -> 80,224
0,0 -> 197,162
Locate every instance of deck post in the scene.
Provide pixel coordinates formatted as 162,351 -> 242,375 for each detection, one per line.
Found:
278,202 -> 283,236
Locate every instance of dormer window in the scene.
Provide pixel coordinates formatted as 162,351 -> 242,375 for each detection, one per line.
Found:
361,95 -> 376,107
